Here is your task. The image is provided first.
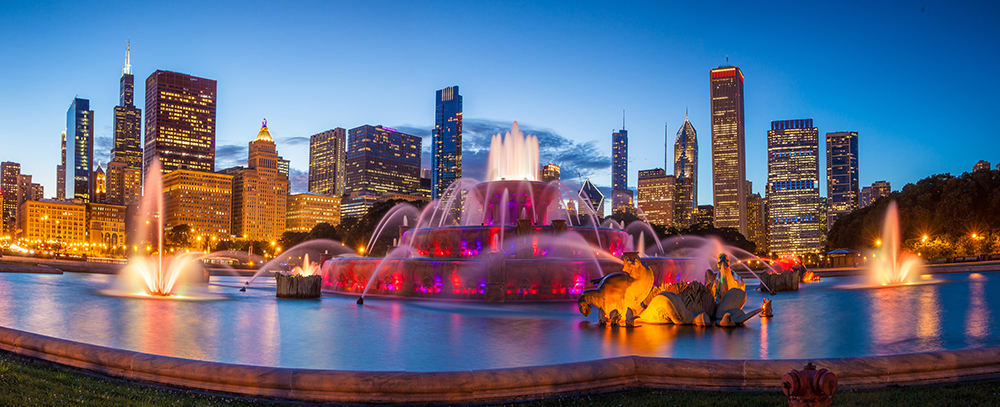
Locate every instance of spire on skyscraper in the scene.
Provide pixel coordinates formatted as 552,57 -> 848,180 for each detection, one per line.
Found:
123,40 -> 131,75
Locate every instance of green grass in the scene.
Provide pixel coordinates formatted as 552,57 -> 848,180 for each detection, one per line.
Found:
2,350 -> 1000,406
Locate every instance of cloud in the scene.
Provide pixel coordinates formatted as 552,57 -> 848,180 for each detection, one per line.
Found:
394,125 -> 432,139
215,144 -> 247,169
288,167 -> 308,194
279,136 -> 309,146
94,135 -> 113,168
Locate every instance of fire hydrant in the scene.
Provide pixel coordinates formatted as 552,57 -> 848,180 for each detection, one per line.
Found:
781,362 -> 838,407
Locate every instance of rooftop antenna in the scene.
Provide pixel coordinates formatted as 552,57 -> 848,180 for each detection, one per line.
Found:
685,107 -> 688,121
726,55 -> 729,65
664,121 -> 669,171
622,109 -> 626,131
124,40 -> 131,75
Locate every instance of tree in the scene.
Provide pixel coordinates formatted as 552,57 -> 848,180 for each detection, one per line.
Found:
165,224 -> 192,250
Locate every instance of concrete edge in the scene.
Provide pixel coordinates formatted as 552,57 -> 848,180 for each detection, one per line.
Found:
2,325 -> 1000,403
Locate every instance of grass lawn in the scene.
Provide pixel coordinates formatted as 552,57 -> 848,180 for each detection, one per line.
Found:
2,350 -> 1000,406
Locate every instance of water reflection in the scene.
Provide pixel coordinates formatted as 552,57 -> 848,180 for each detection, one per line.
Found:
966,275 -> 991,345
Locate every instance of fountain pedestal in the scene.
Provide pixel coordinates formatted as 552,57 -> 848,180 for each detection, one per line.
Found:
485,252 -> 507,303
759,271 -> 799,292
276,273 -> 322,298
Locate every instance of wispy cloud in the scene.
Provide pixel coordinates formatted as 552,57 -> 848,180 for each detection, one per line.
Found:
289,167 -> 308,194
215,144 -> 247,169
279,136 -> 309,146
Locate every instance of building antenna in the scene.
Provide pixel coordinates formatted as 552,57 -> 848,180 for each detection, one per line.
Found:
622,109 -> 626,130
726,55 -> 729,65
124,40 -> 131,75
664,121 -> 669,171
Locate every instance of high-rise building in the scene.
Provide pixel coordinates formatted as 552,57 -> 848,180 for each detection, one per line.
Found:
92,164 -> 107,204
278,157 -> 290,179
673,116 -> 698,227
611,125 -> 629,213
56,131 -> 66,200
767,119 -> 821,256
578,179 -> 605,218
345,125 -> 421,196
66,98 -> 94,202
859,186 -> 871,208
432,86 -> 462,199
869,181 -> 891,205
637,168 -> 674,227
541,163 -> 560,183
308,128 -> 347,197
710,66 -> 746,235
696,205 -> 714,225
162,169 -> 232,241
17,175 -> 43,206
747,192 -> 767,255
973,160 -> 991,172
286,192 -> 341,232
17,199 -> 87,243
826,131 -> 859,231
143,70 -> 217,175
225,121 -> 289,241
1,162 -> 21,234
105,161 -> 141,206
111,43 -> 143,180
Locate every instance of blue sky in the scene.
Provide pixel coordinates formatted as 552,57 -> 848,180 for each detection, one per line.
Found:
1,1 -> 998,212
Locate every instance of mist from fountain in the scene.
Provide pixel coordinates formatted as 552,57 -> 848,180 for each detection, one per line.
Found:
871,201 -> 926,285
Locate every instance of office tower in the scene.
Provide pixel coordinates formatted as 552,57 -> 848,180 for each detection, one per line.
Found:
162,169 -> 232,241
57,131 -> 66,200
106,161 -> 141,206
278,157 -> 290,178
286,192 -> 342,232
710,66 -> 746,235
696,205 -> 714,225
111,43 -> 143,181
345,125 -> 421,196
541,163 -> 561,183
432,86 -> 462,199
92,164 -> 107,204
17,175 -> 43,205
674,115 -> 698,227
870,181 -> 891,203
418,175 -> 432,199
637,168 -> 674,227
767,119 -> 821,256
67,98 -> 94,202
747,192 -> 767,255
860,186 -> 872,208
308,128 -> 347,197
226,121 -> 290,241
611,124 -> 629,213
87,202 -> 127,248
973,160 -> 991,172
143,70 -> 217,175
578,179 -> 605,217
826,131 -> 859,231
1,162 -> 20,234
17,199 -> 87,243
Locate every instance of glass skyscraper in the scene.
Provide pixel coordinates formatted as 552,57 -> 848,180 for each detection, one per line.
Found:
611,127 -> 629,213
143,70 -> 217,175
432,86 -> 462,199
767,119 -> 821,256
66,98 -> 94,202
112,43 -> 143,178
673,117 -> 698,227
825,131 -> 859,231
308,128 -> 347,197
345,125 -> 422,196
710,66 -> 747,235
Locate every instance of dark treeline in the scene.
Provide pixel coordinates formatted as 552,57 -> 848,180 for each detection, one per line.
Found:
828,169 -> 1000,258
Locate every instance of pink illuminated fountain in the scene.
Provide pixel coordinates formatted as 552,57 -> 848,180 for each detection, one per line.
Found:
871,201 -> 926,286
322,122 -> 729,303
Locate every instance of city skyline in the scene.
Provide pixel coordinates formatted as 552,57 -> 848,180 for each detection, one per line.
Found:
1,2 -> 998,210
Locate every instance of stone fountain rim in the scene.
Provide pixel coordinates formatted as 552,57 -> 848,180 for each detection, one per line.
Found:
1,324 -> 998,404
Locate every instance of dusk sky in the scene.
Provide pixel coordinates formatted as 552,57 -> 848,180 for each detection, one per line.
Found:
2,1 -> 998,212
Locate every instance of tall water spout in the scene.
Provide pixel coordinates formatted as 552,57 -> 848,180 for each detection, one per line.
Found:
871,201 -> 925,285
487,122 -> 539,182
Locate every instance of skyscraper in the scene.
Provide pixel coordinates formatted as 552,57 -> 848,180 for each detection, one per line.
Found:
92,163 -> 107,204
162,169 -> 232,241
106,160 -> 141,206
345,125 -> 422,196
673,115 -> 698,227
826,131 -> 859,231
143,70 -> 217,175
432,86 -> 462,199
747,192 -> 767,255
308,128 -> 347,197
767,119 -> 821,256
66,98 -> 94,202
1,162 -> 20,234
56,131 -> 66,200
870,181 -> 891,204
710,66 -> 746,235
541,163 -> 560,183
578,179 -> 605,217
637,168 -> 674,227
611,123 -> 630,214
112,43 -> 143,179
226,120 -> 289,241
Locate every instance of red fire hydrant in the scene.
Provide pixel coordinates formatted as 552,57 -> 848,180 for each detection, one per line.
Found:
781,362 -> 838,407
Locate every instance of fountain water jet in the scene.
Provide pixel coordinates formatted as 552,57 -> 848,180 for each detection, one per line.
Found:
871,201 -> 926,285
